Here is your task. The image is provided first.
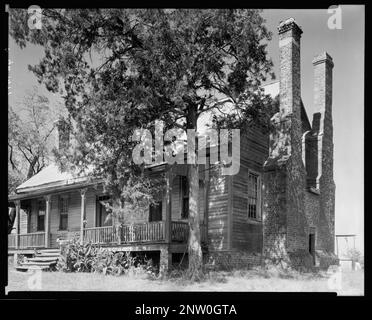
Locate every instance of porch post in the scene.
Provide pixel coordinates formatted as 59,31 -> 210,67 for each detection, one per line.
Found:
165,167 -> 173,243
80,188 -> 87,245
204,159 -> 210,242
14,200 -> 20,249
44,195 -> 51,248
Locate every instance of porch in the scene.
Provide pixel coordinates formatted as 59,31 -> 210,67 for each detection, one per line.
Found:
8,163 -> 210,257
8,220 -> 207,250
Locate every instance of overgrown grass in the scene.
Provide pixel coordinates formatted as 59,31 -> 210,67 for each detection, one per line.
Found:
7,257 -> 364,295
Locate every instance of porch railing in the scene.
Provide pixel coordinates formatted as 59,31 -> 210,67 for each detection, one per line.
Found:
80,221 -> 207,246
121,221 -> 165,243
172,221 -> 207,243
83,226 -> 117,244
18,232 -> 45,249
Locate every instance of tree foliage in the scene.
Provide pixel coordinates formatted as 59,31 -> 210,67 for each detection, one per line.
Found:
8,88 -> 59,194
10,9 -> 275,276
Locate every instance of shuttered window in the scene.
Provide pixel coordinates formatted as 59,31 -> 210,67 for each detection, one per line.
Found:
59,196 -> 68,230
37,200 -> 45,231
248,172 -> 261,220
181,176 -> 189,219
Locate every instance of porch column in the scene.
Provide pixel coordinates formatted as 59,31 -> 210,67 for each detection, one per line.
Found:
14,200 -> 20,249
80,188 -> 87,245
204,159 -> 210,241
165,167 -> 173,244
44,195 -> 51,248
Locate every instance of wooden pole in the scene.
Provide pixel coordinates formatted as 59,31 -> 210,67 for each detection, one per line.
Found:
44,195 -> 51,248
203,159 -> 210,243
80,188 -> 87,245
15,200 -> 20,249
165,167 -> 173,244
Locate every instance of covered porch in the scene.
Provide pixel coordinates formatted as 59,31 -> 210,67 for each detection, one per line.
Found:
8,163 -> 209,251
8,221 -> 207,250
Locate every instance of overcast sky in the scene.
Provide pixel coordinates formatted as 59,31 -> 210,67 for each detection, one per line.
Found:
8,6 -> 365,253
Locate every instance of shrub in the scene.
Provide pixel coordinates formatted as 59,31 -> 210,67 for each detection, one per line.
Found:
57,237 -> 157,278
57,237 -> 98,272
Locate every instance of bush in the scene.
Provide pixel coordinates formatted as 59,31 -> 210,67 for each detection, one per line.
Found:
57,237 -> 157,277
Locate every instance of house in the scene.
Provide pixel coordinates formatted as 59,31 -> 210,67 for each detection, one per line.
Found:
8,18 -> 337,271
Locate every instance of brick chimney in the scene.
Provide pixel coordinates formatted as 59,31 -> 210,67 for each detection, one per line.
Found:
278,18 -> 302,119
312,52 -> 335,253
312,52 -> 334,188
268,18 -> 303,162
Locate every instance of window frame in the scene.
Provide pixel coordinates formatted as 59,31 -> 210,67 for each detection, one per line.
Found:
180,176 -> 189,219
58,195 -> 69,231
96,195 -> 112,227
247,169 -> 262,221
37,199 -> 45,232
149,201 -> 162,222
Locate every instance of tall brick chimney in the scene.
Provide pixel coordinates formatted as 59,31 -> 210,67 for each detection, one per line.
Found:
263,18 -> 310,266
312,52 -> 334,188
278,18 -> 303,119
275,18 -> 304,161
312,52 -> 335,252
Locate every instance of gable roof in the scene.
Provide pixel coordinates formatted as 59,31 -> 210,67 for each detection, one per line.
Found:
13,164 -> 92,197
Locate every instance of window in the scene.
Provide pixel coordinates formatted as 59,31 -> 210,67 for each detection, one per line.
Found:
248,172 -> 261,220
181,176 -> 189,219
97,195 -> 112,227
59,196 -> 68,230
149,201 -> 162,222
37,200 -> 45,231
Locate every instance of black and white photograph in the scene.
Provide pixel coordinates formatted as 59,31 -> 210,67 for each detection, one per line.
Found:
4,4 -> 364,302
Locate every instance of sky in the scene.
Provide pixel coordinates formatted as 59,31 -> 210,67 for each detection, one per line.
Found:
8,6 -> 365,253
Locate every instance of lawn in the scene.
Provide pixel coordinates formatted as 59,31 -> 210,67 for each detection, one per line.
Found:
6,261 -> 364,295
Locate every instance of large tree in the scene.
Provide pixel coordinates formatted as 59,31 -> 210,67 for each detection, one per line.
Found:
8,88 -> 61,194
10,8 -> 274,278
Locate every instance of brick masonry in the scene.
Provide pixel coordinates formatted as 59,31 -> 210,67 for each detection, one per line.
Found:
261,18 -> 337,270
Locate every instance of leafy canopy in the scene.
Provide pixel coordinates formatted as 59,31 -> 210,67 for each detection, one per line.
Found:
10,9 -> 275,208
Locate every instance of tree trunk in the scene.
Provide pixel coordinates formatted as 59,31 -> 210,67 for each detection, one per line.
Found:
8,207 -> 16,234
27,156 -> 38,179
187,105 -> 203,279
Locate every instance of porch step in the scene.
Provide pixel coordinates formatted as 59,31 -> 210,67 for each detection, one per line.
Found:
37,249 -> 61,253
36,252 -> 60,257
15,248 -> 60,272
16,266 -> 49,272
27,256 -> 59,263
21,261 -> 57,267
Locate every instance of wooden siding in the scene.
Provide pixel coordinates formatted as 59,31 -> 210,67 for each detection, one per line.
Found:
231,125 -> 268,253
207,157 -> 230,251
19,209 -> 28,234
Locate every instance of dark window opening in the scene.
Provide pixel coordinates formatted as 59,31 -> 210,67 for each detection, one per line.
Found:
149,201 -> 162,222
181,176 -> 189,219
37,200 -> 45,231
59,196 -> 68,230
309,233 -> 316,265
97,195 -> 112,227
248,172 -> 260,219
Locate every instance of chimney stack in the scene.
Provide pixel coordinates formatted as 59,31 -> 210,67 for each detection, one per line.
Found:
278,18 -> 303,119
312,52 -> 334,135
274,18 -> 303,161
312,52 -> 334,189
